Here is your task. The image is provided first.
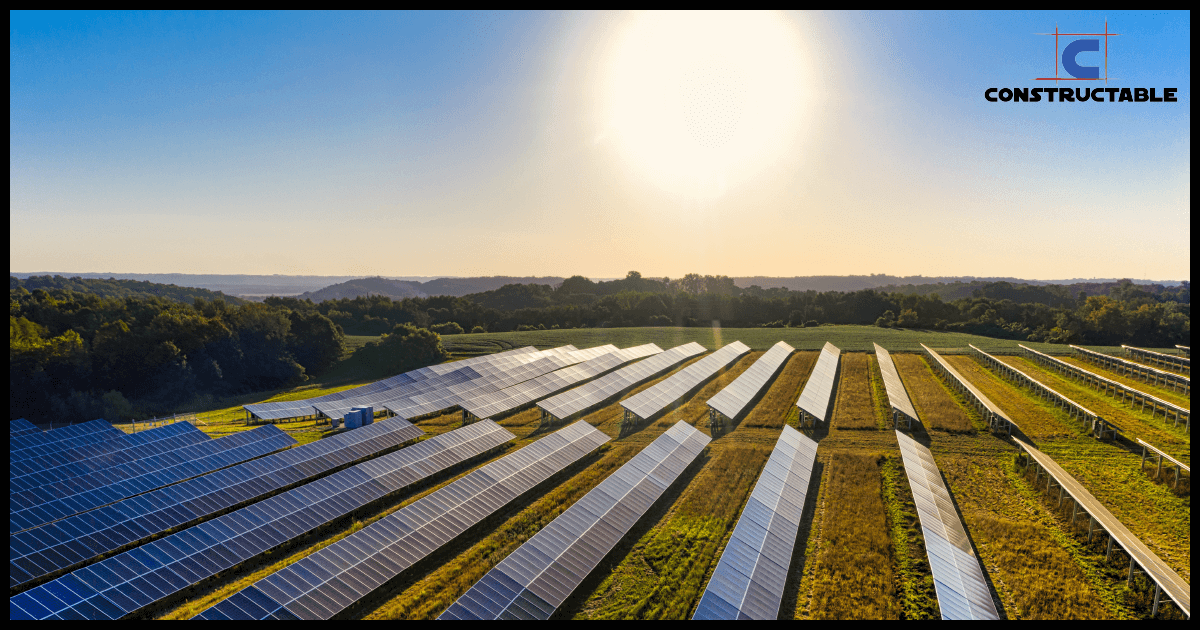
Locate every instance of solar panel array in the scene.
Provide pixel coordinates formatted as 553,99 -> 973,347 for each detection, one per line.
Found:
195,421 -> 610,620
621,341 -> 751,422
707,341 -> 795,426
462,344 -> 663,421
11,421 -> 209,488
1123,345 -> 1190,373
1072,345 -> 1189,394
1014,437 -> 1190,618
11,419 -> 126,462
1019,345 -> 1189,429
795,342 -> 842,424
11,419 -> 40,437
969,345 -> 1110,438
311,346 -> 571,421
873,343 -> 920,427
382,347 -> 593,421
442,421 -> 710,620
10,425 -> 294,535
537,342 -> 707,424
12,421 -> 514,620
245,346 -> 541,421
10,419 -> 420,590
894,431 -> 999,620
922,344 -> 1018,435
693,425 -> 816,620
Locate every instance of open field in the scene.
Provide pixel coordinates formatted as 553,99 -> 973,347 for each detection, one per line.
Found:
831,354 -> 885,430
1057,356 -> 1191,409
30,329 -> 1187,621
893,354 -> 975,433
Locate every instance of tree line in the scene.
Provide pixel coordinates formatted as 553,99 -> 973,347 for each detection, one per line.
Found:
10,273 -> 1188,424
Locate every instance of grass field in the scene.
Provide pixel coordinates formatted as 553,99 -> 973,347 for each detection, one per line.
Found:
57,326 -> 1187,620
805,451 -> 899,620
1057,356 -> 1191,409
831,354 -> 883,430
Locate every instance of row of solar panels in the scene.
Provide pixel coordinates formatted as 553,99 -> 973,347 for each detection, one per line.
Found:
621,342 -> 752,422
16,338 -> 964,619
11,421 -> 209,490
11,420 -> 128,463
11,419 -> 41,437
9,419 -> 416,590
245,345 -> 546,421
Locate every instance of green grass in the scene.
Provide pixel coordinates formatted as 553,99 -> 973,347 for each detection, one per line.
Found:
880,457 -> 939,619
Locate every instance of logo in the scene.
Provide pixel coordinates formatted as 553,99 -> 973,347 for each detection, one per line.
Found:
1036,23 -> 1117,82
984,21 -> 1179,103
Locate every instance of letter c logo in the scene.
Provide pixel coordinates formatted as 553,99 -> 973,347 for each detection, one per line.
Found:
1062,39 -> 1100,79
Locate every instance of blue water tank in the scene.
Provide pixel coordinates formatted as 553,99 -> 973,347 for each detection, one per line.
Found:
345,409 -> 362,429
352,406 -> 373,426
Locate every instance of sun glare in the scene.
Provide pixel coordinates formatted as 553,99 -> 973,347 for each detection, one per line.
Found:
600,11 -> 809,200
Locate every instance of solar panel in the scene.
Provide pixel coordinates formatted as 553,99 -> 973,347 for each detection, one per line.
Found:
10,419 -> 40,437
10,422 -> 210,495
10,420 -> 126,462
12,421 -> 514,620
193,420 -> 610,620
894,431 -> 997,619
9,419 -> 419,590
922,344 -> 1018,435
536,342 -> 707,425
244,346 -> 542,421
621,341 -> 751,426
1072,345 -> 1189,393
795,342 -> 841,425
461,345 -> 663,421
9,424 -> 295,535
707,341 -> 795,429
441,421 -> 710,620
693,424 -> 817,619
873,343 -> 920,428
382,347 -> 593,421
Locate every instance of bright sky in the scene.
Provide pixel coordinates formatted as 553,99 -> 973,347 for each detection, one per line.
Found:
10,10 -> 1190,280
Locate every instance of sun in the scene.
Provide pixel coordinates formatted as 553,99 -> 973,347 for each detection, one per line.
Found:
599,11 -> 810,200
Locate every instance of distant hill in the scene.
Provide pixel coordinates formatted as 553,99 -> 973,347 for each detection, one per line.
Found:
419,276 -> 565,296
10,275 -> 247,304
298,277 -> 428,301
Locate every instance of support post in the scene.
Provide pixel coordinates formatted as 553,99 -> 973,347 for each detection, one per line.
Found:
1106,536 -> 1114,561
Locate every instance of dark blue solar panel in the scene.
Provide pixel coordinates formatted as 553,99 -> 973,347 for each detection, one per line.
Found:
10,420 -> 125,462
10,419 -> 40,438
197,421 -> 609,620
9,419 -> 418,591
9,420 -> 210,494
10,424 -> 291,534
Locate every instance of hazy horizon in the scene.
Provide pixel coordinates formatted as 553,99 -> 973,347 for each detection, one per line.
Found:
11,11 -> 1190,279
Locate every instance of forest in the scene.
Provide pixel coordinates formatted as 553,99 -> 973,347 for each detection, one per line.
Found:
10,273 -> 1189,424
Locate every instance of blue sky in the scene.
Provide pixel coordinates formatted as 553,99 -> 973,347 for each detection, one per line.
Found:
10,11 -> 1190,279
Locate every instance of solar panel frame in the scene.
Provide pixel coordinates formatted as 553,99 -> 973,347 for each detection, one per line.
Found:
10,420 -> 126,463
194,420 -> 610,620
621,342 -> 751,422
795,342 -> 842,423
894,430 -> 999,619
707,341 -> 795,424
873,343 -> 920,426
9,419 -> 418,590
441,421 -> 711,620
15,421 -> 515,619
10,419 -> 40,437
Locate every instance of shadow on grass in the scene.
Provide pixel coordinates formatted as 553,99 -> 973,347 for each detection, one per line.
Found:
778,458 -> 825,619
